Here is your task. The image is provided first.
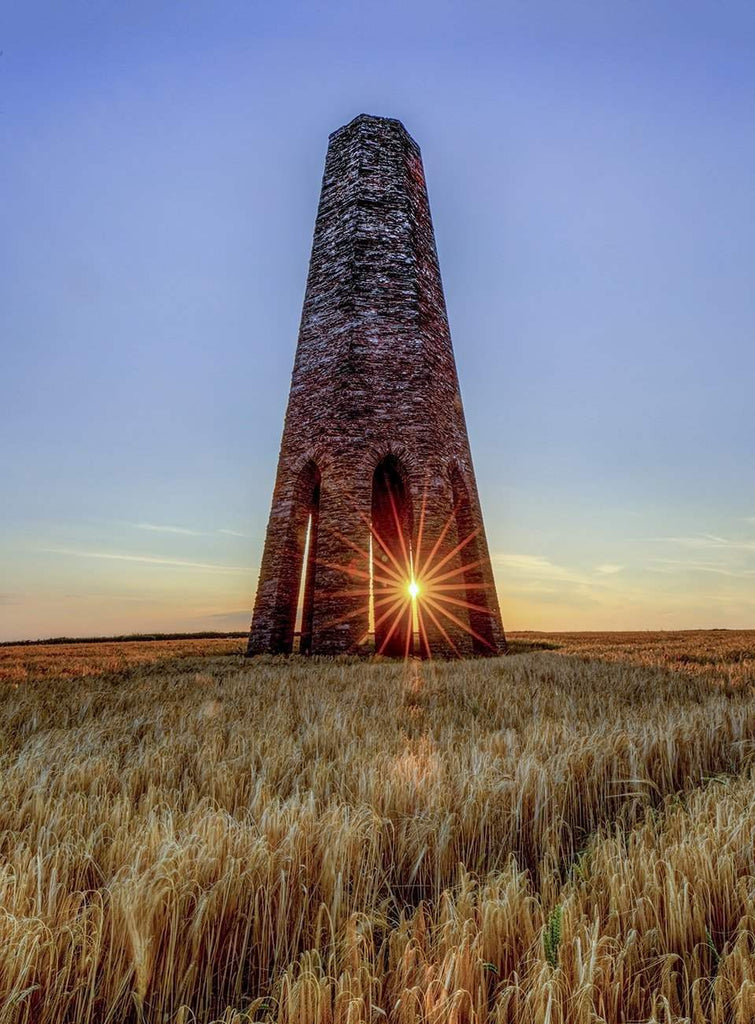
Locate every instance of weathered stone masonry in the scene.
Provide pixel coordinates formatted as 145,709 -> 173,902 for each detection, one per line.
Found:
247,114 -> 506,656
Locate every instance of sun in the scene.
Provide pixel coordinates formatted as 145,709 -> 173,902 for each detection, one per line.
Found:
318,475 -> 499,658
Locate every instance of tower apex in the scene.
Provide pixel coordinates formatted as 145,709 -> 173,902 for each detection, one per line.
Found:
329,112 -> 418,146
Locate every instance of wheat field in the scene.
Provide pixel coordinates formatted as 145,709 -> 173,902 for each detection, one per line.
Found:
0,632 -> 754,1023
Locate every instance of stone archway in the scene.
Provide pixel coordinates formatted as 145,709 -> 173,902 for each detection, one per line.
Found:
371,454 -> 413,657
271,460 -> 321,654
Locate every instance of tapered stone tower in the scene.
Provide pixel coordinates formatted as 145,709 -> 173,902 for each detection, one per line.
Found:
247,114 -> 505,657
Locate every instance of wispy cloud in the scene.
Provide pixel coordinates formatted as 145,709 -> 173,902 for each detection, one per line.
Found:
494,553 -> 629,585
132,522 -> 205,536
492,553 -> 589,585
124,522 -> 252,539
664,534 -> 755,552
40,548 -> 253,574
646,534 -> 755,584
648,558 -> 755,578
204,610 -> 251,626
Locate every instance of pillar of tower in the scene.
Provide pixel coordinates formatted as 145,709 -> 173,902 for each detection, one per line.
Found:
247,114 -> 505,657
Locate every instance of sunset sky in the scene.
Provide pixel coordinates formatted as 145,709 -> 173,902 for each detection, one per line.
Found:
2,0 -> 754,641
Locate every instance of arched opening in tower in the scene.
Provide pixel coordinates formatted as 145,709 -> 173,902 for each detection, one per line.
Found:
371,455 -> 414,657
275,460 -> 320,654
449,466 -> 497,654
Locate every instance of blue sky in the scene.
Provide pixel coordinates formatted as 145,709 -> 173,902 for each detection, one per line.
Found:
1,0 -> 754,640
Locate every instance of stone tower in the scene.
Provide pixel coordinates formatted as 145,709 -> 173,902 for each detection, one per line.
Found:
247,114 -> 505,657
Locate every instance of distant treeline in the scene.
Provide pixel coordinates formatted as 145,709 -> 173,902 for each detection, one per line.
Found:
0,632 -> 248,648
